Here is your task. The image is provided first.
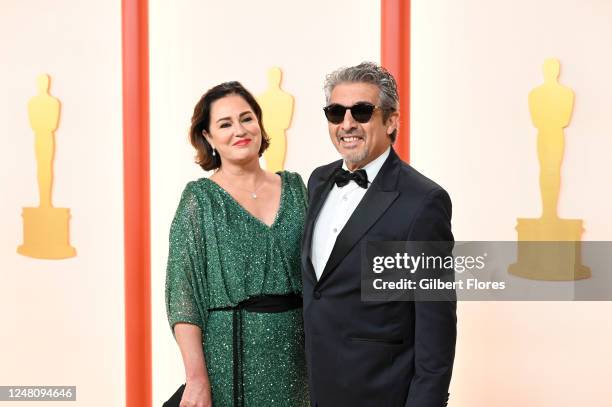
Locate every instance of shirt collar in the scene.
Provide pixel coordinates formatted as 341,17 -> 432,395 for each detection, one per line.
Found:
342,147 -> 390,185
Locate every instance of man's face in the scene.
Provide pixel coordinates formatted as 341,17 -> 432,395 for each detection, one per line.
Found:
327,82 -> 398,171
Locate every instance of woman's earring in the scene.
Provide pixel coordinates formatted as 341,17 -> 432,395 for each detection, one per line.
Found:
212,148 -> 216,157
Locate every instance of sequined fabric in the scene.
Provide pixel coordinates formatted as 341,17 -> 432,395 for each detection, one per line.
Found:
166,171 -> 309,406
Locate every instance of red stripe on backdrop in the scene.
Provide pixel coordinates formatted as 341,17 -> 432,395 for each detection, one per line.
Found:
381,0 -> 411,163
122,0 -> 151,406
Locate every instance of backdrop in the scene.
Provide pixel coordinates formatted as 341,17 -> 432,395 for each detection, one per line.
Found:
1,1 -> 611,406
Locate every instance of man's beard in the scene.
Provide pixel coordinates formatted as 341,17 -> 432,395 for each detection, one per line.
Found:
335,131 -> 369,168
341,145 -> 369,168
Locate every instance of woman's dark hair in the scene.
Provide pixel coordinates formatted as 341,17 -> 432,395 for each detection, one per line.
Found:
189,81 -> 270,171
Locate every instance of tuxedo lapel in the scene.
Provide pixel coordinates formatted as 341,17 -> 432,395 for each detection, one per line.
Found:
302,162 -> 342,280
316,149 -> 401,287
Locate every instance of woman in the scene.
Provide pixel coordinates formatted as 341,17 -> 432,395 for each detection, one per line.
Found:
165,81 -> 309,407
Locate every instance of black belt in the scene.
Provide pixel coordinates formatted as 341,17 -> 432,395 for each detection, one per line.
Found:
209,294 -> 303,407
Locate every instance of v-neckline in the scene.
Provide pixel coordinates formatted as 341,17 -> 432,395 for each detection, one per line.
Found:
205,172 -> 285,229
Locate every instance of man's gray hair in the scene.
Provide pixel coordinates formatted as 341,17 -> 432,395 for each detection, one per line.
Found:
324,62 -> 399,141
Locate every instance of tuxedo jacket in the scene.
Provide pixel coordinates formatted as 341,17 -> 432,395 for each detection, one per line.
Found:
301,148 -> 456,407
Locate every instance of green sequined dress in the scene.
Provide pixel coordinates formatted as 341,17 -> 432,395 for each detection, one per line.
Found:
166,171 -> 309,407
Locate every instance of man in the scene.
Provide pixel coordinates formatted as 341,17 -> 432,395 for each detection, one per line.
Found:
302,62 -> 456,407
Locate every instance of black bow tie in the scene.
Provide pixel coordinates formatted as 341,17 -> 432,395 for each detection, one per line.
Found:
333,168 -> 369,189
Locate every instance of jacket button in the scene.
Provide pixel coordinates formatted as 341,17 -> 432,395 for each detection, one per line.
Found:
313,291 -> 322,300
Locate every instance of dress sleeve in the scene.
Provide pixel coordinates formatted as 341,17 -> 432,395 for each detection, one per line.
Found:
165,183 -> 208,336
290,171 -> 308,208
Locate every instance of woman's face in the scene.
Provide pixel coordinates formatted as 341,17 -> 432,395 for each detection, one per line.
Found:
205,94 -> 263,167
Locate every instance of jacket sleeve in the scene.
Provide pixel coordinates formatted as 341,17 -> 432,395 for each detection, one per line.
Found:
404,188 -> 456,407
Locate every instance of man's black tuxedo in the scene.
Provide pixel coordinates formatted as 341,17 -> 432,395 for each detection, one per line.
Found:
302,148 -> 456,407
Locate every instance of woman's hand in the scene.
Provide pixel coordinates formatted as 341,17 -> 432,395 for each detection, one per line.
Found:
174,323 -> 212,407
179,377 -> 212,407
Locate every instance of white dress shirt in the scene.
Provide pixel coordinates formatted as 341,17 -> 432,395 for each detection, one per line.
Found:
311,147 -> 391,280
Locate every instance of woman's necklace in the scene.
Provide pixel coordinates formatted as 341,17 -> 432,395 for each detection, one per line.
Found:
218,171 -> 266,199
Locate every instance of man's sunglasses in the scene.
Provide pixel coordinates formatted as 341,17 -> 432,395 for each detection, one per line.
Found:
323,102 -> 379,124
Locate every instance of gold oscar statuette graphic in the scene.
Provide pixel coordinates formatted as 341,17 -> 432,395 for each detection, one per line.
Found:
257,67 -> 294,173
17,74 -> 76,259
508,59 -> 589,280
